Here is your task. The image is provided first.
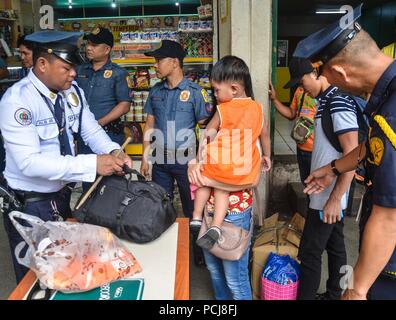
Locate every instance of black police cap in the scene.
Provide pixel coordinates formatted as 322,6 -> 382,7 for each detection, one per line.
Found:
26,31 -> 84,65
85,27 -> 114,48
293,3 -> 363,65
144,40 -> 186,61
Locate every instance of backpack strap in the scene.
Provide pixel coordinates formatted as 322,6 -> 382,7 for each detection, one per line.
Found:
297,92 -> 306,117
322,91 -> 364,153
322,92 -> 343,153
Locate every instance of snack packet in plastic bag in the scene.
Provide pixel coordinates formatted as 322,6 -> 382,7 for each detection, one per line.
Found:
9,211 -> 142,293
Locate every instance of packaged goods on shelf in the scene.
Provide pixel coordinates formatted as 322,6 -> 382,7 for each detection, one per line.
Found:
119,30 -> 179,44
178,20 -> 213,32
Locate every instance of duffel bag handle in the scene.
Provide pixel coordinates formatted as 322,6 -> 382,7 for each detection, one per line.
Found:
123,165 -> 147,182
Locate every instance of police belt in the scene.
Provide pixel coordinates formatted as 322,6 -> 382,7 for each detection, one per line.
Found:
153,146 -> 196,160
103,120 -> 124,135
10,185 -> 72,203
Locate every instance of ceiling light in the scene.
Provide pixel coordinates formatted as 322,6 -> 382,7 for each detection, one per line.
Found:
315,9 -> 347,14
175,2 -> 180,6
111,0 -> 116,8
69,5 -> 72,9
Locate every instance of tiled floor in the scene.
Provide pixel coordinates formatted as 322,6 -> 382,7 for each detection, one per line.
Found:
274,112 -> 297,155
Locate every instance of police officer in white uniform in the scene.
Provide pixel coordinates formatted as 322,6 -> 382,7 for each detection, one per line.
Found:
0,31 -> 132,283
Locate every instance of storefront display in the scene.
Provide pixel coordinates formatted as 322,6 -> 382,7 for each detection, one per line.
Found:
59,14 -> 214,156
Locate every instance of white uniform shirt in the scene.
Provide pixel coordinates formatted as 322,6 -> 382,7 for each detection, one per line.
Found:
0,70 -> 120,192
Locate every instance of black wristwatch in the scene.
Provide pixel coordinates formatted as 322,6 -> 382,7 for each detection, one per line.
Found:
330,159 -> 341,177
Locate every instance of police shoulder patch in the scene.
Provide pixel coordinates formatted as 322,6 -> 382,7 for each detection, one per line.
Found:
369,137 -> 385,166
126,76 -> 133,89
14,108 -> 32,126
201,89 -> 209,103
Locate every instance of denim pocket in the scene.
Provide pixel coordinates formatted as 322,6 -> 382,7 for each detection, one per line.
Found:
224,208 -> 252,231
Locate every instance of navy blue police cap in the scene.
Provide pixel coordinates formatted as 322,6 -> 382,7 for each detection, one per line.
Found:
145,40 -> 186,61
26,31 -> 84,65
85,27 -> 114,47
293,3 -> 363,65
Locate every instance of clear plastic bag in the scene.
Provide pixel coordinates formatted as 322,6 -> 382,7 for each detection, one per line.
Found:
9,211 -> 142,293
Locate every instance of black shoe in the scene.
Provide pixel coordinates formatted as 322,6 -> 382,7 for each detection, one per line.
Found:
196,226 -> 221,250
189,219 -> 202,234
315,292 -> 331,300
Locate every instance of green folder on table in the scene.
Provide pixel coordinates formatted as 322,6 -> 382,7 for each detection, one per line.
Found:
50,279 -> 144,300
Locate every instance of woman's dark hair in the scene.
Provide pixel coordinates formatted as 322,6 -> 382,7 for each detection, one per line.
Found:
17,35 -> 35,51
211,55 -> 254,99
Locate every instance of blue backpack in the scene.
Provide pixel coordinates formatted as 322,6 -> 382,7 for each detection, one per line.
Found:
322,91 -> 369,153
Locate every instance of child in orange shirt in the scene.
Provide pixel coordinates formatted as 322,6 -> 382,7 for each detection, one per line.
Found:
189,56 -> 271,250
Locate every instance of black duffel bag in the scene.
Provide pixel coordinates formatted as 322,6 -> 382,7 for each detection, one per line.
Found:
74,169 -> 177,243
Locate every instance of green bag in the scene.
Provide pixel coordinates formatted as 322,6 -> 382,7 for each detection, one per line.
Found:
290,93 -> 314,145
291,116 -> 314,145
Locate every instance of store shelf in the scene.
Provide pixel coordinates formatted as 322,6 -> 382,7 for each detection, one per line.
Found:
0,17 -> 16,22
178,29 -> 213,33
0,78 -> 19,84
125,143 -> 143,156
113,57 -> 213,66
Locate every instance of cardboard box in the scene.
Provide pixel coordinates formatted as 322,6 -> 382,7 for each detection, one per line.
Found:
251,213 -> 304,300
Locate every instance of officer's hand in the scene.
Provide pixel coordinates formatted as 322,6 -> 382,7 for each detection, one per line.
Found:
140,159 -> 151,179
97,154 -> 125,176
304,164 -> 336,195
111,149 -> 133,174
341,289 -> 367,300
188,159 -> 205,187
322,196 -> 342,224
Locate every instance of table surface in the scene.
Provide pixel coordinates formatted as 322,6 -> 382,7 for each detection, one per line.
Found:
8,217 -> 190,300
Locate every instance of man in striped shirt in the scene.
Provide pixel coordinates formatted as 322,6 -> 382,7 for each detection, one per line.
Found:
294,60 -> 359,300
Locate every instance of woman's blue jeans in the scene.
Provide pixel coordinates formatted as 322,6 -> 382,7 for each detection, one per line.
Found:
203,207 -> 253,300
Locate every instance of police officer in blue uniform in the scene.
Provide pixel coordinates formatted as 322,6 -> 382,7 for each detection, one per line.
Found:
299,4 -> 396,300
76,27 -> 131,191
0,31 -> 131,283
141,40 -> 211,218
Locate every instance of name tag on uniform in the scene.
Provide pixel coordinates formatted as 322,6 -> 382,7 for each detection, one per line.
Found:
68,114 -> 80,122
152,97 -> 163,102
77,74 -> 87,78
36,117 -> 56,126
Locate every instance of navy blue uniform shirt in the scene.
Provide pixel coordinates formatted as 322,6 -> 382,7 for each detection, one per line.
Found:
144,77 -> 212,150
365,60 -> 396,208
76,60 -> 132,120
364,60 -> 396,273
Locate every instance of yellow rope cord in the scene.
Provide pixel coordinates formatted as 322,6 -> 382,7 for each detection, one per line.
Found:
374,115 -> 396,149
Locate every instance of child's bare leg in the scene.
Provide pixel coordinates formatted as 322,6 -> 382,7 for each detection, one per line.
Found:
192,186 -> 211,220
211,188 -> 229,228
196,188 -> 229,250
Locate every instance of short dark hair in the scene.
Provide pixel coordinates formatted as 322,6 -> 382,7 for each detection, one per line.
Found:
32,47 -> 56,66
178,57 -> 184,68
17,35 -> 34,51
211,55 -> 254,99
